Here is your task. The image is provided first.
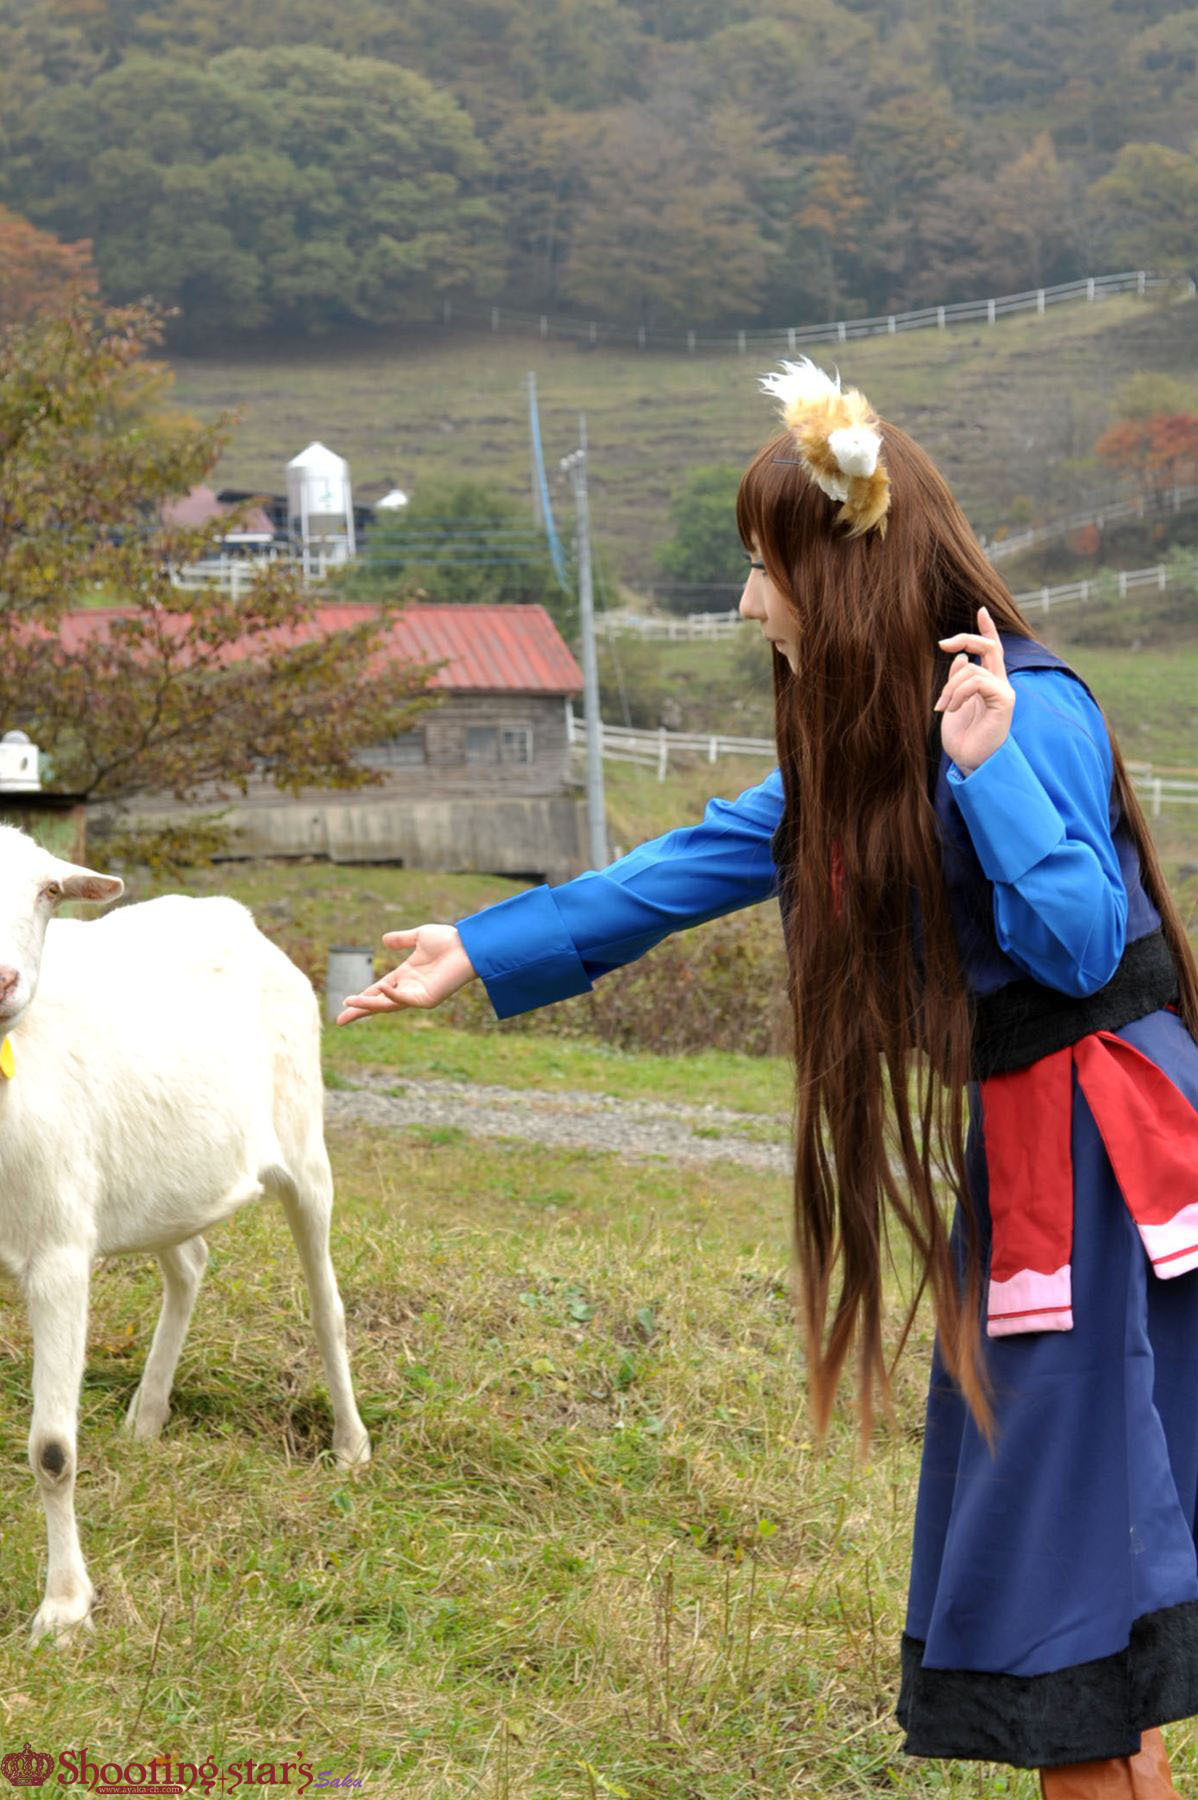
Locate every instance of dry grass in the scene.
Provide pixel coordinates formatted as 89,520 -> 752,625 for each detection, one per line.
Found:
0,1110 -> 1107,1797
168,292 -> 1198,587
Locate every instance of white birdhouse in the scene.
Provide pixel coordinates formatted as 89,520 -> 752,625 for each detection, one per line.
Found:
0,730 -> 40,793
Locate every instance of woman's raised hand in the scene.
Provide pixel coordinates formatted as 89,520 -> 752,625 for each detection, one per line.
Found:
335,924 -> 478,1024
935,606 -> 1015,776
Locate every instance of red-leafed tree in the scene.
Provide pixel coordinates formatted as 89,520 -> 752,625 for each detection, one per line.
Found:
0,297 -> 436,804
1095,413 -> 1198,505
0,207 -> 96,324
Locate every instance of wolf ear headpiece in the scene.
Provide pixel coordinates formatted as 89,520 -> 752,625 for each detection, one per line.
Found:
760,358 -> 890,538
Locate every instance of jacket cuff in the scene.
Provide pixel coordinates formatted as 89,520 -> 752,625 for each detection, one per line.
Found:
455,884 -> 594,1021
946,733 -> 1066,884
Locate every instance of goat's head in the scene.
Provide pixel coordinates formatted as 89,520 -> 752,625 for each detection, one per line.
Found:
0,825 -> 123,1029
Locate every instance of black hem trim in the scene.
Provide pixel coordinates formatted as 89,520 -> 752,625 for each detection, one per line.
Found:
897,1599 -> 1198,1767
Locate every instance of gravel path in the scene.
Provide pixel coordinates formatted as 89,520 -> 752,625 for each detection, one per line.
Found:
325,1071 -> 793,1172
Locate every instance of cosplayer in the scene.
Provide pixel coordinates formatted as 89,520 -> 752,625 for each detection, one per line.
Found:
339,361 -> 1198,1796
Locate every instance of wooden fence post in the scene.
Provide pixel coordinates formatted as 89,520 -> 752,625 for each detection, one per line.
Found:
657,727 -> 668,783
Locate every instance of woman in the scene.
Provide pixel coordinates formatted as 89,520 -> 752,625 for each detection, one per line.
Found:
339,360 -> 1198,1795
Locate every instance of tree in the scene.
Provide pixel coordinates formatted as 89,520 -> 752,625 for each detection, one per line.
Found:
655,465 -> 745,614
1089,141 -> 1198,274
558,100 -> 778,326
1095,412 -> 1198,504
7,48 -> 502,339
336,479 -> 574,636
0,299 -> 435,803
0,206 -> 95,323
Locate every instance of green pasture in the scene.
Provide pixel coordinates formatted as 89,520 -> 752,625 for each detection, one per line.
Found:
168,292 -> 1197,587
10,1068 -> 1192,1796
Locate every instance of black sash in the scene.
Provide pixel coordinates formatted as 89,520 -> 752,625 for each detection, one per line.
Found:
970,927 -> 1180,1081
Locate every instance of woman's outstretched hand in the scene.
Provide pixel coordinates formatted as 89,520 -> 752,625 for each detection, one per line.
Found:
335,925 -> 477,1024
935,605 -> 1015,776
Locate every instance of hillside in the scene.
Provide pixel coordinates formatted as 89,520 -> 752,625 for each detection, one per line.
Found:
169,290 -> 1198,588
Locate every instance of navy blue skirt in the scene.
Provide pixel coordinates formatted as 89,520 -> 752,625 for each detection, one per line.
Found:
898,1007 -> 1198,1768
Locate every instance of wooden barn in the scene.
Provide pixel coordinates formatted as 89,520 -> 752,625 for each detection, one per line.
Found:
136,603 -> 589,882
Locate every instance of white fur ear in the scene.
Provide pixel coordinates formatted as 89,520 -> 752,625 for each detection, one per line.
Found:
56,865 -> 124,905
760,356 -> 842,412
828,424 -> 881,479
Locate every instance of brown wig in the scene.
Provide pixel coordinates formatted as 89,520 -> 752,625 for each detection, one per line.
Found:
736,418 -> 1198,1442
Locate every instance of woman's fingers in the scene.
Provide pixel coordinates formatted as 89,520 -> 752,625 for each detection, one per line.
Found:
938,672 -> 1003,713
938,607 -> 1006,666
381,928 -> 420,950
928,662 -> 1000,716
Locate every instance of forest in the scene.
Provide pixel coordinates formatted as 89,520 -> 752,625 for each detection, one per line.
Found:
0,0 -> 1195,343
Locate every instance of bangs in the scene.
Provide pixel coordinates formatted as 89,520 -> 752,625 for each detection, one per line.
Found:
735,432 -> 829,583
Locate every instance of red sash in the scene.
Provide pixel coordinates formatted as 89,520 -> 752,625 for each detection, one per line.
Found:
981,1014 -> 1198,1336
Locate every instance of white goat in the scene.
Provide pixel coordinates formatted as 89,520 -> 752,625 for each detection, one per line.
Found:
0,824 -> 370,1645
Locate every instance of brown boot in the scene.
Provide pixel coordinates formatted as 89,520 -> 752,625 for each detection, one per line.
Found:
1039,1728 -> 1181,1799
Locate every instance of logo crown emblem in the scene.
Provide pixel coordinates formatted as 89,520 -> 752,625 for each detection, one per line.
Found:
1,1743 -> 54,1788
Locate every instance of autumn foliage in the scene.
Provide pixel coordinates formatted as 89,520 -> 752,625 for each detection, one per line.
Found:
1096,413 -> 1198,501
0,207 -> 96,324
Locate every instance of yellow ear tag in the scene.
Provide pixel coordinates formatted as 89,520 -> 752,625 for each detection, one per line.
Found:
0,1036 -> 13,1080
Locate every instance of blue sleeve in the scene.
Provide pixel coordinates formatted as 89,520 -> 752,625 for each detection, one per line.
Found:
456,766 -> 783,1020
946,667 -> 1127,996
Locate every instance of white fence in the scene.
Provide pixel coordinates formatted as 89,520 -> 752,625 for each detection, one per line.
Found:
567,711 -> 1198,814
603,557 -> 1192,641
988,486 -> 1198,564
445,270 -> 1191,355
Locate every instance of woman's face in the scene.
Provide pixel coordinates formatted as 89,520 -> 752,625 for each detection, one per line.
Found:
738,543 -> 799,672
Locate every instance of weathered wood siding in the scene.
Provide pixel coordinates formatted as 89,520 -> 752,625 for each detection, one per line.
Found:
360,693 -> 569,798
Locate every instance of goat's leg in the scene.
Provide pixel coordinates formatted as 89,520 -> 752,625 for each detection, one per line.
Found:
24,1244 -> 95,1645
274,1151 -> 371,1469
123,1235 -> 209,1441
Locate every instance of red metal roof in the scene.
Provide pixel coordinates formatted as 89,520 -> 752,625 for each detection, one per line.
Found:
315,603 -> 582,694
55,602 -> 583,696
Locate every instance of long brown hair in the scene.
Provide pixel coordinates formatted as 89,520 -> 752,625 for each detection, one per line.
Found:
737,419 -> 1198,1441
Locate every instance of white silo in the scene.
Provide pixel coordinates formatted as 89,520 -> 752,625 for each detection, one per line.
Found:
286,442 -> 356,578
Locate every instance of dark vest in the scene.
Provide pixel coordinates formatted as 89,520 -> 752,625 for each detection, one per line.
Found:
772,634 -> 1180,1079
932,633 -> 1176,1077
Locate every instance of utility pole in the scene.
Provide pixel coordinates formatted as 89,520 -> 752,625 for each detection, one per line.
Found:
560,415 -> 607,868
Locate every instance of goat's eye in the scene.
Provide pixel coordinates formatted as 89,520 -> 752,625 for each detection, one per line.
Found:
41,882 -> 62,902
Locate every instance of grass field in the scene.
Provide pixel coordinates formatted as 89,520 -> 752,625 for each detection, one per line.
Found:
8,1024 -> 1196,1796
168,291 -> 1198,588
1,1020 -> 1195,1797
597,631 -> 1198,769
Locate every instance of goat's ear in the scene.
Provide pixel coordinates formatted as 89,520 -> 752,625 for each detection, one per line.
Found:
56,865 -> 124,906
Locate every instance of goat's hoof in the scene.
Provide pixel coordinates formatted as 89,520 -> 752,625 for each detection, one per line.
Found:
122,1388 -> 169,1440
30,1589 -> 95,1648
333,1431 -> 372,1470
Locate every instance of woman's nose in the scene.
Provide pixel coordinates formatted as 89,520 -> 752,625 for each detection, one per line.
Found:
738,583 -> 760,620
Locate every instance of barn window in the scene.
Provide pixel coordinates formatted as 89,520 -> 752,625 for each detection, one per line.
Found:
501,726 -> 533,764
466,726 -> 500,764
389,730 -> 427,766
359,730 -> 426,769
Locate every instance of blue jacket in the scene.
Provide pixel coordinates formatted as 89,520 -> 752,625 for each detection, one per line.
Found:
456,639 -> 1139,1018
